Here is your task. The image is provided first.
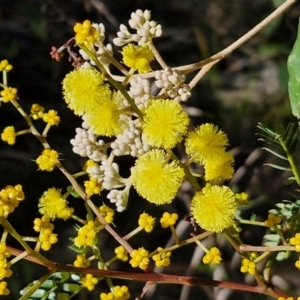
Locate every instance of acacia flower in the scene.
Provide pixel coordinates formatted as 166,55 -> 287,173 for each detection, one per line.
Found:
240,258 -> 256,275
290,233 -> 300,252
152,247 -> 171,267
0,87 -> 17,102
0,59 -> 13,72
185,123 -> 229,164
62,67 -> 110,116
204,151 -> 234,182
0,184 -> 25,216
36,149 -> 58,171
80,274 -> 98,291
142,99 -> 189,149
129,247 -> 149,269
84,91 -> 129,137
138,213 -> 155,233
74,20 -> 100,45
74,221 -> 99,248
33,215 -> 53,232
295,257 -> 300,270
235,192 -> 249,205
160,212 -> 178,228
202,247 -> 222,265
39,228 -> 58,251
74,254 -> 90,268
115,246 -> 129,261
84,178 -> 102,195
100,285 -> 130,300
0,281 -> 9,295
191,184 -> 236,232
99,204 -> 114,223
264,213 -> 281,227
43,110 -> 60,126
122,44 -> 154,73
1,126 -> 16,145
30,103 -> 45,120
38,188 -> 74,220
131,149 -> 185,205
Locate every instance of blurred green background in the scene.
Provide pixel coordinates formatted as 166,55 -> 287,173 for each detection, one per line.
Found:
1,0 -> 300,299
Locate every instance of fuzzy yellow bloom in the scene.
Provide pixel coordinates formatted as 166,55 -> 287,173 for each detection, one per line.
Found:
62,67 -> 110,116
142,99 -> 189,149
0,87 -> 17,102
1,126 -> 16,145
191,184 -> 236,232
138,213 -> 155,232
204,151 -> 234,182
131,149 -> 185,205
122,44 -> 154,73
85,91 -> 128,137
38,188 -> 73,220
185,123 -> 229,164
36,149 -> 58,171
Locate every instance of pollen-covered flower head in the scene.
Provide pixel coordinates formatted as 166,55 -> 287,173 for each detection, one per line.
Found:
142,99 -> 189,149
38,188 -> 74,220
62,67 -> 111,116
122,44 -> 154,73
204,151 -> 234,182
185,123 -> 229,164
131,149 -> 185,205
84,91 -> 129,137
191,184 -> 237,232
73,20 -> 100,46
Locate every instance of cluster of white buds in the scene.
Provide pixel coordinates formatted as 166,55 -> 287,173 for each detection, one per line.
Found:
86,162 -> 104,183
155,67 -> 191,102
111,120 -> 151,157
80,43 -> 113,67
107,184 -> 130,212
128,76 -> 151,109
100,160 -> 126,190
71,126 -> 106,162
113,9 -> 162,46
92,23 -> 106,44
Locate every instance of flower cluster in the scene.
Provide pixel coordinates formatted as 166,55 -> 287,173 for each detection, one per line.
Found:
138,212 -> 155,232
290,233 -> 300,252
100,285 -> 130,300
129,247 -> 149,269
36,149 -> 58,171
33,216 -> 58,251
152,247 -> 171,267
115,246 -> 129,262
74,221 -> 100,248
240,258 -> 256,275
0,243 -> 12,295
202,247 -> 222,265
80,274 -> 98,291
160,212 -> 178,228
0,184 -> 25,217
264,213 -> 281,227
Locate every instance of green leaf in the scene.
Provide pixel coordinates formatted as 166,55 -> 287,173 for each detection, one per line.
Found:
283,177 -> 296,185
264,163 -> 291,171
287,19 -> 300,119
261,147 -> 287,160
